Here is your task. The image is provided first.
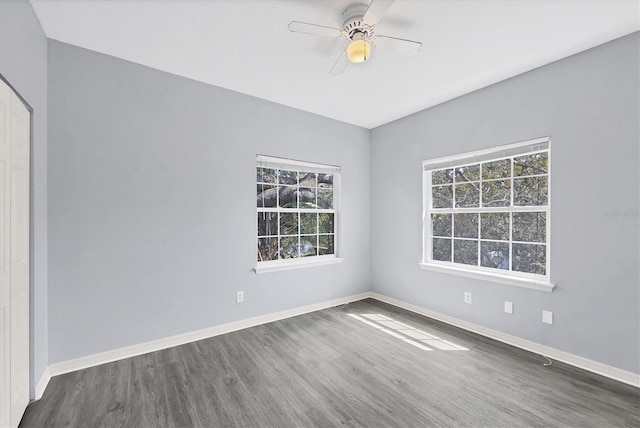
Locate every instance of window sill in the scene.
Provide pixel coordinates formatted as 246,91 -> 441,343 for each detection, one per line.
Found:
255,257 -> 344,274
418,263 -> 555,292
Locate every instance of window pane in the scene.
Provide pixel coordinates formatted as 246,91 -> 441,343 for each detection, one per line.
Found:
512,212 -> 546,243
514,176 -> 548,206
482,179 -> 511,207
480,213 -> 509,241
482,159 -> 510,180
278,185 -> 298,208
257,212 -> 278,237
454,213 -> 478,238
318,213 -> 334,234
432,185 -> 453,208
258,237 -> 278,262
300,236 -> 318,257
319,235 -> 334,255
299,187 -> 317,209
317,189 -> 333,209
514,152 -> 548,177
280,236 -> 299,259
432,214 -> 452,237
257,167 -> 277,183
432,168 -> 453,185
480,241 -> 509,270
455,183 -> 480,207
300,213 -> 317,234
280,213 -> 298,236
278,169 -> 298,185
299,172 -> 317,187
318,173 -> 333,189
512,243 -> 546,275
455,164 -> 480,182
257,184 -> 277,208
432,238 -> 452,262
454,240 -> 478,265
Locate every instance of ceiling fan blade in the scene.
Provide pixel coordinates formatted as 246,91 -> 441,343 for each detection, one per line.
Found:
329,49 -> 350,75
288,21 -> 342,38
374,35 -> 422,56
363,0 -> 396,26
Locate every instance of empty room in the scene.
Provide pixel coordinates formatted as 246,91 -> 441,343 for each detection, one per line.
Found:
1,0 -> 639,427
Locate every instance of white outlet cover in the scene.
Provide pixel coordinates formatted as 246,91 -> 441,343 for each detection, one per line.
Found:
236,291 -> 244,303
504,301 -> 513,314
542,310 -> 553,324
464,292 -> 472,304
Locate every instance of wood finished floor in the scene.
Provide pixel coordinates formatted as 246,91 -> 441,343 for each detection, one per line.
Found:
20,299 -> 639,427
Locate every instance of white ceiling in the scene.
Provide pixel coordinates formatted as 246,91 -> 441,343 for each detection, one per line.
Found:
30,0 -> 639,129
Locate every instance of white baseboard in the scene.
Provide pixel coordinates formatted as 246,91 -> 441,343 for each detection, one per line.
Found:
37,290 -> 638,401
47,292 -> 370,379
370,292 -> 640,388
35,366 -> 50,400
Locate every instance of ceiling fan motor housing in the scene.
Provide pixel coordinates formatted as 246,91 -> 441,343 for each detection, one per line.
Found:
342,4 -> 374,40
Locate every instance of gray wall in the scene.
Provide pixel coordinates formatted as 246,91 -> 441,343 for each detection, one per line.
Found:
0,0 -> 48,395
47,41 -> 371,364
371,33 -> 640,374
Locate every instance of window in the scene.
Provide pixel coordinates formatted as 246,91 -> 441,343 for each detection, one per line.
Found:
256,155 -> 342,273
421,137 -> 552,290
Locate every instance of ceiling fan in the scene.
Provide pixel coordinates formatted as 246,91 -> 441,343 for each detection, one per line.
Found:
288,0 -> 422,75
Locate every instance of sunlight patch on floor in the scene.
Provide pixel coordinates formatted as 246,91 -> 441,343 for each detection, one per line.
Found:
348,313 -> 468,352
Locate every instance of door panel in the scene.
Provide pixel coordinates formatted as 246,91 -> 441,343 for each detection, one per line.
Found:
0,79 -> 30,428
0,79 -> 12,428
9,88 -> 30,428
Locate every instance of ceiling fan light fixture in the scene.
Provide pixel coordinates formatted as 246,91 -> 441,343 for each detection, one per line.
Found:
347,39 -> 371,64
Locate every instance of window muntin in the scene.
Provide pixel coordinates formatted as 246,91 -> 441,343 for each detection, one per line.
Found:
423,138 -> 550,281
257,156 -> 338,266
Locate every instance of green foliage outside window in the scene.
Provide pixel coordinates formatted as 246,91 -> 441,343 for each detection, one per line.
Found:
257,165 -> 336,263
428,150 -> 549,276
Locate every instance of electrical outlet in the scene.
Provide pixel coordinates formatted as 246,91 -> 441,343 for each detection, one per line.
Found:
236,291 -> 244,303
464,292 -> 472,304
542,310 -> 553,325
504,301 -> 513,314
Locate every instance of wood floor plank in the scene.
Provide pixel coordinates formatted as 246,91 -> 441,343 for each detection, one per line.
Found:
20,299 -> 640,427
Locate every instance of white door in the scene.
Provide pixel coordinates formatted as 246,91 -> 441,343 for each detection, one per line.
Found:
0,77 -> 12,428
9,82 -> 29,428
0,78 -> 30,428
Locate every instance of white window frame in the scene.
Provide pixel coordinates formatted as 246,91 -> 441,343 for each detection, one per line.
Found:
420,137 -> 555,292
255,155 -> 343,274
